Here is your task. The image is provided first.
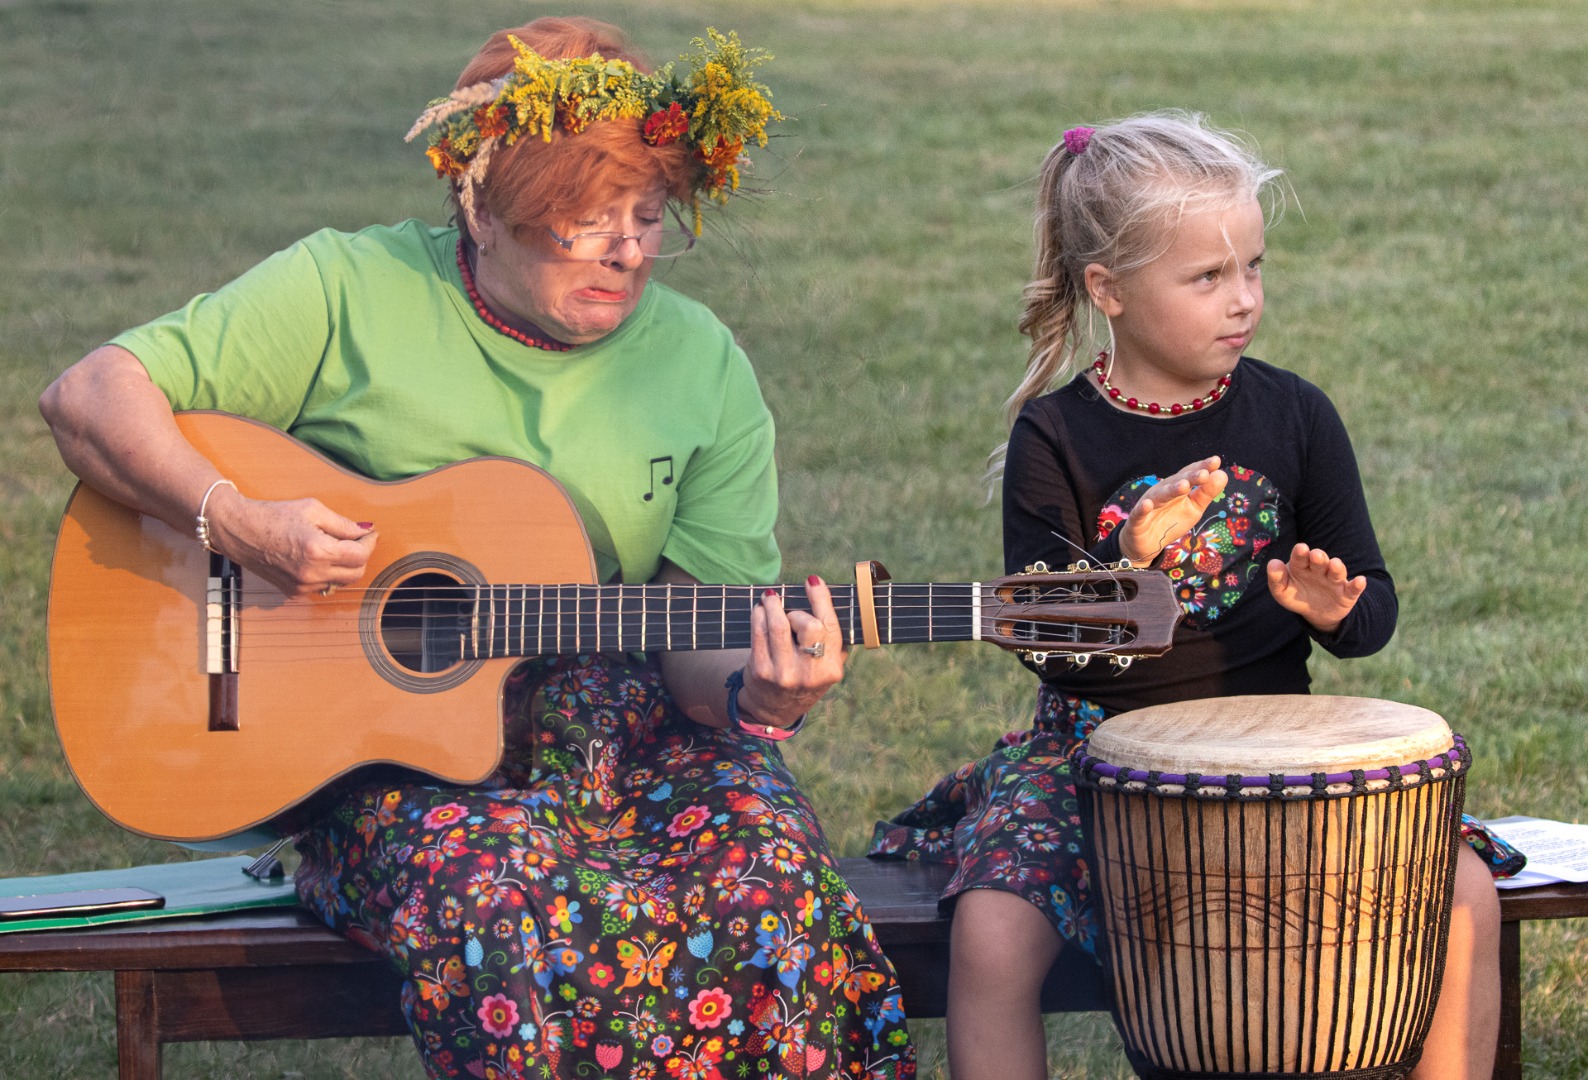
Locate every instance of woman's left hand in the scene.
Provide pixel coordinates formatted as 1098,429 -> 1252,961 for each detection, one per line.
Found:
736,576 -> 847,729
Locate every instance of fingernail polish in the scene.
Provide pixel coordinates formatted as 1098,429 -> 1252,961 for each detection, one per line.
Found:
808,575 -> 821,586
764,589 -> 777,599
357,521 -> 375,530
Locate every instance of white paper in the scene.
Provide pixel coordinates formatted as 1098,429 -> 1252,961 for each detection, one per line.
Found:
1481,815 -> 1588,889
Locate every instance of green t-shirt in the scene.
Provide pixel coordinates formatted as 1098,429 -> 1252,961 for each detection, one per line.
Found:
115,220 -> 780,586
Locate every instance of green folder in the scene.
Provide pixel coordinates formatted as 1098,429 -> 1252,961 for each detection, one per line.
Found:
0,857 -> 299,934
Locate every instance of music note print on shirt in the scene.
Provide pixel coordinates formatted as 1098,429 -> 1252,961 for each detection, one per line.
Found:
643,456 -> 674,501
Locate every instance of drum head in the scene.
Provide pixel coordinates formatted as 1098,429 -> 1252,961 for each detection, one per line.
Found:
1087,695 -> 1452,775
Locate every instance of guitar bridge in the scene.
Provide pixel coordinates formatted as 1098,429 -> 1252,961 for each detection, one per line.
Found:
206,554 -> 241,730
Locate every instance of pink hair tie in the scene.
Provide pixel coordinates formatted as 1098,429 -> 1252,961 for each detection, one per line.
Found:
1063,126 -> 1095,155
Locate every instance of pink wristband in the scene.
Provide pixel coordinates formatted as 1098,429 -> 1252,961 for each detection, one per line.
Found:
724,669 -> 805,742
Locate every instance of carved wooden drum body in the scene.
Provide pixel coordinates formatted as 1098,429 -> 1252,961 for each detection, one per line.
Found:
1072,696 -> 1467,1079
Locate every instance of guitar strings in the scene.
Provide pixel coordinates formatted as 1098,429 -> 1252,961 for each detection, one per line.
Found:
193,578 -> 1146,662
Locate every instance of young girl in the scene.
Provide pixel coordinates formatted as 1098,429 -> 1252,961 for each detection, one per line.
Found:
870,111 -> 1522,1080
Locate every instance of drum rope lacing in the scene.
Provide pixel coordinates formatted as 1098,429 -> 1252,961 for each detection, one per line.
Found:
1071,735 -> 1470,801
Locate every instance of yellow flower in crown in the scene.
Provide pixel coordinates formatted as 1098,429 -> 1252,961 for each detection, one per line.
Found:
405,28 -> 783,225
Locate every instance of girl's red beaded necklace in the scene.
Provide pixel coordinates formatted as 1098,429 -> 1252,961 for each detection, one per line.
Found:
456,240 -> 575,353
1090,353 -> 1231,416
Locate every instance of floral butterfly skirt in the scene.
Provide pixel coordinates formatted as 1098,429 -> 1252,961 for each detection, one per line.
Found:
296,654 -> 915,1080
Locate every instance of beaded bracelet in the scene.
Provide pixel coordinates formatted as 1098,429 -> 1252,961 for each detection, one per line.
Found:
724,669 -> 805,742
195,479 -> 237,553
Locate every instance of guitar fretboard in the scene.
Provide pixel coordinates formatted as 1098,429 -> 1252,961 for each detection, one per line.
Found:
458,582 -> 982,659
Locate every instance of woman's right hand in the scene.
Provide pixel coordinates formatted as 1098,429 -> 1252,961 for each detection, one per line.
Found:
202,486 -> 377,598
1118,455 -> 1227,567
41,345 -> 376,600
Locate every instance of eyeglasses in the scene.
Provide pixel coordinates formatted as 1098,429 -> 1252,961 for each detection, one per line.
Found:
545,215 -> 698,261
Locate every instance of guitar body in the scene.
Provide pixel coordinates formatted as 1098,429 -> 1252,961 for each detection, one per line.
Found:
49,412 -> 598,842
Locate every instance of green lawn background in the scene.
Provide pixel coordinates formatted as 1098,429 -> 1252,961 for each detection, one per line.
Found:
1,1 -> 1584,1075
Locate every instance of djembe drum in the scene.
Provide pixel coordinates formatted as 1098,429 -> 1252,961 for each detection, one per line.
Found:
1071,696 -> 1468,1079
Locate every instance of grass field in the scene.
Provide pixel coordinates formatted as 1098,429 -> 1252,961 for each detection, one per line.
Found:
2,0 -> 1585,1076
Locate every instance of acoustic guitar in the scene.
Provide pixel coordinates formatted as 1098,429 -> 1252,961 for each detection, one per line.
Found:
48,412 -> 1182,842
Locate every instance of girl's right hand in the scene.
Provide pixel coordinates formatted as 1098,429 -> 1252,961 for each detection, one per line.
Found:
1118,455 -> 1227,568
202,485 -> 377,598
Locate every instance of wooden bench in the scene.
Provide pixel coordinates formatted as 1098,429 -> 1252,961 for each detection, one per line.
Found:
0,858 -> 1582,1080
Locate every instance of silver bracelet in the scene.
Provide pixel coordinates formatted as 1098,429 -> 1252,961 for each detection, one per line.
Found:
195,478 -> 237,553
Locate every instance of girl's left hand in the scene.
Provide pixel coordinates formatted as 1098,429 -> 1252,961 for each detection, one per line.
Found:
1267,542 -> 1368,633
737,576 -> 847,729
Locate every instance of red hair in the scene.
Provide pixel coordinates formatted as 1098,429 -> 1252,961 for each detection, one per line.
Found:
450,17 -> 698,235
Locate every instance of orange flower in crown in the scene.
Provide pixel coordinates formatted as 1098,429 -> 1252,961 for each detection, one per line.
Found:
473,105 -> 510,140
643,102 -> 690,146
406,28 -> 783,229
425,141 -> 463,179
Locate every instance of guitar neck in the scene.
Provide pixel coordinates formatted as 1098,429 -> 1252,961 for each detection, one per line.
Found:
460,582 -> 981,659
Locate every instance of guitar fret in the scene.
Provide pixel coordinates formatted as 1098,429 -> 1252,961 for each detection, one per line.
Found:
603,586 -> 611,653
500,584 -> 510,660
485,585 -> 495,660
470,587 -> 481,660
971,582 -> 982,641
885,583 -> 893,645
500,585 -> 510,659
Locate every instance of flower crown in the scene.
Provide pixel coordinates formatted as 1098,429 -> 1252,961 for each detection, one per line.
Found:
406,28 -> 781,228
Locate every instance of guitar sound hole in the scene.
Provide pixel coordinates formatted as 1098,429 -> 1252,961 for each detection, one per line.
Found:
380,572 -> 472,674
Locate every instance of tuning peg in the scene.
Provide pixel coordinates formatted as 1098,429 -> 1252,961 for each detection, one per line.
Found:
1022,561 -> 1050,574
1065,558 -> 1093,572
1110,655 -> 1133,670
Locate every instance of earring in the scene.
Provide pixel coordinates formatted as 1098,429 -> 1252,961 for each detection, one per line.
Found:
477,239 -> 488,256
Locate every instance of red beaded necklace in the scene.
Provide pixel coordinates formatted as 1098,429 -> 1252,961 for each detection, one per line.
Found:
1090,353 -> 1232,416
456,240 -> 575,353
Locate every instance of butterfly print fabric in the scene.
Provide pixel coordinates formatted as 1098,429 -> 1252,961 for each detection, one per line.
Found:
296,654 -> 915,1080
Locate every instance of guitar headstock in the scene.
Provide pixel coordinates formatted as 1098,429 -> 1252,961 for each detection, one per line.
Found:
979,560 -> 1182,669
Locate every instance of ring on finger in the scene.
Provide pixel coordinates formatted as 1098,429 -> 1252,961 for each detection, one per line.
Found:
321,584 -> 338,597
801,641 -> 825,658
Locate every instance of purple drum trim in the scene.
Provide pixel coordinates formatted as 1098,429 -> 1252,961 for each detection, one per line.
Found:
1073,734 -> 1469,797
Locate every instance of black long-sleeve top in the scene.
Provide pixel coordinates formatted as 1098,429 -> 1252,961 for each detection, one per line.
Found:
1003,357 -> 1396,714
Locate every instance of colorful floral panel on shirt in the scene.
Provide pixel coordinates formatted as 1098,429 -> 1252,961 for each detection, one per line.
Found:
1095,464 -> 1280,627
